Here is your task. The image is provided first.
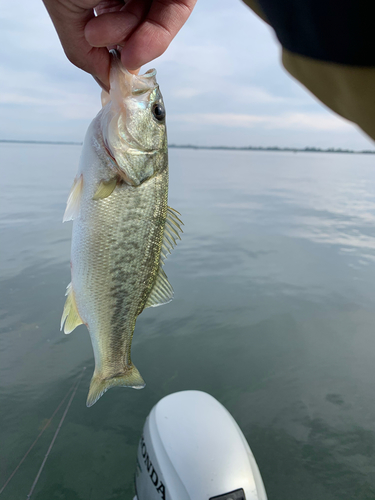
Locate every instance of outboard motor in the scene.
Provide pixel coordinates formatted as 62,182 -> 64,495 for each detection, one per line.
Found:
133,390 -> 267,500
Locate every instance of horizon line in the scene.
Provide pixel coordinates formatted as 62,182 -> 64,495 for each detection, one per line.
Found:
1,139 -> 374,154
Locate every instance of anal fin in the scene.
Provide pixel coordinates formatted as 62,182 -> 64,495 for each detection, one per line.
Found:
60,282 -> 84,334
145,267 -> 174,308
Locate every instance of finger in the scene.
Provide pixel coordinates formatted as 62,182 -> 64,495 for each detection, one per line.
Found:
95,0 -> 126,16
43,1 -> 111,88
93,75 -> 110,93
85,12 -> 141,48
120,0 -> 197,70
114,47 -> 140,74
85,0 -> 150,48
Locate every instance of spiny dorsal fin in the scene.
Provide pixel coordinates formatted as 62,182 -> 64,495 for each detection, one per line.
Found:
63,175 -> 83,222
160,207 -> 183,262
93,178 -> 117,200
60,282 -> 84,333
145,267 -> 174,308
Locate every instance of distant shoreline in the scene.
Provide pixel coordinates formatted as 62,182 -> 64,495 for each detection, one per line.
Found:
169,144 -> 375,154
0,139 -> 82,146
1,139 -> 374,154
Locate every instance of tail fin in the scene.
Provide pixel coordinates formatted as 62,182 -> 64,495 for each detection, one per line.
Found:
86,365 -> 145,407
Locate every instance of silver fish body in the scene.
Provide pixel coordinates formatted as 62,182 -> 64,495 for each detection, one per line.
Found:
61,53 -> 182,407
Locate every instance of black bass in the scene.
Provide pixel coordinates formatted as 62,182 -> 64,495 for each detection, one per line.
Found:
61,51 -> 182,407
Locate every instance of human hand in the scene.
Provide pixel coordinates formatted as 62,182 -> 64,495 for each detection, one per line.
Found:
43,0 -> 197,91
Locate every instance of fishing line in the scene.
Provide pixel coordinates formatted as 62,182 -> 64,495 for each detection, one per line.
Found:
0,368 -> 85,497
26,367 -> 86,499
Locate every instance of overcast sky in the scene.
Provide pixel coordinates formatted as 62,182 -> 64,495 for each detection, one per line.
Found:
1,0 -> 374,149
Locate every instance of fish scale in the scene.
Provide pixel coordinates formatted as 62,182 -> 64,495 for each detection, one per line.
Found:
72,172 -> 168,397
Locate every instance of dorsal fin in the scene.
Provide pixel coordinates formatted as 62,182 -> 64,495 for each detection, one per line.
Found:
60,283 -> 84,333
145,207 -> 183,308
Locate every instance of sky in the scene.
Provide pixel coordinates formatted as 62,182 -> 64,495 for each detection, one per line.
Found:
0,0 -> 374,150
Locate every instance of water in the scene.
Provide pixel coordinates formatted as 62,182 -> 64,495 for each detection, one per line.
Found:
1,143 -> 375,500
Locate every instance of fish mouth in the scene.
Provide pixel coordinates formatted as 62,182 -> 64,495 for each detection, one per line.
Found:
109,49 -> 157,91
93,51 -> 156,94
109,49 -> 159,154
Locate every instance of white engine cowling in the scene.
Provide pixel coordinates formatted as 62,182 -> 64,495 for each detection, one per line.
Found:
134,390 -> 267,500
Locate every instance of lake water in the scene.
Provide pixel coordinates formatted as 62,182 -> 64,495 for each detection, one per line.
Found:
1,143 -> 375,500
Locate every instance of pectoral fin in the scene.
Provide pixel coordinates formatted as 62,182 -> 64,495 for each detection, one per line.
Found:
93,178 -> 118,200
63,175 -> 83,222
60,283 -> 84,334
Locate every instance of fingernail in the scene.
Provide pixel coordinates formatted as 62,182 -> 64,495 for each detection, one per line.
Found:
93,76 -> 110,94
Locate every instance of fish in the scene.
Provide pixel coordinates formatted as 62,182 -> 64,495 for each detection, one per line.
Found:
61,50 -> 182,407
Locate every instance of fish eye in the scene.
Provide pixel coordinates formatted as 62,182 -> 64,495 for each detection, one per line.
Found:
152,103 -> 165,122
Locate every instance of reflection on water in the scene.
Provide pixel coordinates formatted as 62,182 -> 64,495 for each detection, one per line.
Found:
1,145 -> 375,499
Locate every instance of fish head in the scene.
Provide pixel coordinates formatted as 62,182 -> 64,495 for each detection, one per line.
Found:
101,51 -> 167,186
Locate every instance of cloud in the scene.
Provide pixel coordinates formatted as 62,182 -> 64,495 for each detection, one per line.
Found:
0,0 -> 373,149
170,111 -> 353,131
233,86 -> 287,104
170,84 -> 294,104
0,64 -> 99,120
171,87 -> 207,99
